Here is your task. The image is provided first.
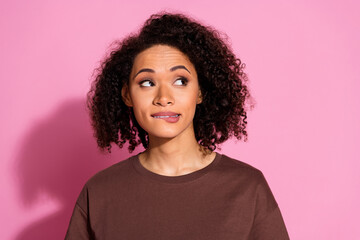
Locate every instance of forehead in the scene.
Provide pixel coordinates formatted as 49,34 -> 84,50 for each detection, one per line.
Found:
131,44 -> 196,74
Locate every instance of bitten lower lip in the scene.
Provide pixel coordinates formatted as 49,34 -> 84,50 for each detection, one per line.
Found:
151,111 -> 180,117
151,112 -> 181,123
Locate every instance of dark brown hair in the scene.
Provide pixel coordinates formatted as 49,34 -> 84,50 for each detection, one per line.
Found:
87,12 -> 254,153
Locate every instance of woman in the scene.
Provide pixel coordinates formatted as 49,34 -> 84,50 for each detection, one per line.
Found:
66,12 -> 289,239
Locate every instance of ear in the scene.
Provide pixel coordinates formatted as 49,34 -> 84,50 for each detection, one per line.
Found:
121,84 -> 133,107
197,89 -> 203,104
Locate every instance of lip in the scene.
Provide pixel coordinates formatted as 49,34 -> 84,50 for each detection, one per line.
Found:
151,111 -> 180,117
151,111 -> 181,123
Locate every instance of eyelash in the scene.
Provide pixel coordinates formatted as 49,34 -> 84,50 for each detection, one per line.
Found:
139,77 -> 188,87
139,79 -> 155,87
174,77 -> 188,86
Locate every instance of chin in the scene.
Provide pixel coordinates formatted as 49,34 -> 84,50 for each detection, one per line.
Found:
147,131 -> 181,140
140,120 -> 194,141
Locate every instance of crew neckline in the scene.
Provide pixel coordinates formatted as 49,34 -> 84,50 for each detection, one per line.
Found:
131,152 -> 222,184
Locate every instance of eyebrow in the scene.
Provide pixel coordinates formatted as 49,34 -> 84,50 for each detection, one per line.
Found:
133,65 -> 191,79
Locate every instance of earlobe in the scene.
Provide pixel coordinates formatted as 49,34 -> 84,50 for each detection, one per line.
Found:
121,85 -> 133,107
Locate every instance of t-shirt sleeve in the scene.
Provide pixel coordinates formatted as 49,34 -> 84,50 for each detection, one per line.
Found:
65,185 -> 94,240
249,172 -> 290,240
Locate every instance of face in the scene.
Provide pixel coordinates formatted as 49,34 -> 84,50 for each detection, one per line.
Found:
122,44 -> 202,141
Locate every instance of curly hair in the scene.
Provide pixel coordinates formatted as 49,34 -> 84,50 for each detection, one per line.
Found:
87,12 -> 255,153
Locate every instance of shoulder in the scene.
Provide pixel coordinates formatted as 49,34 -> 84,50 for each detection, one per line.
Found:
74,155 -> 137,210
214,153 -> 276,197
217,153 -> 279,203
216,153 -> 265,180
84,155 -> 136,189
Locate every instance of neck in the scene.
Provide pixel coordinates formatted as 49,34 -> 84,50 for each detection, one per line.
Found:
139,127 -> 214,176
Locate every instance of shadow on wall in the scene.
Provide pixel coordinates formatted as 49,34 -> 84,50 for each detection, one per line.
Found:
14,98 -> 140,240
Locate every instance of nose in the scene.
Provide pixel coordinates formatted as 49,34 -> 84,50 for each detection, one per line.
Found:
153,84 -> 174,106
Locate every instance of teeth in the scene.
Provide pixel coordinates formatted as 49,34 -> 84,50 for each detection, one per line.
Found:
153,114 -> 179,118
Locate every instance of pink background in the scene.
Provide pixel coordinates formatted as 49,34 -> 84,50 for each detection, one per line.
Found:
1,1 -> 359,239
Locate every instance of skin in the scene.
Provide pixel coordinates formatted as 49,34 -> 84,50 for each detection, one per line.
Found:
122,44 -> 216,176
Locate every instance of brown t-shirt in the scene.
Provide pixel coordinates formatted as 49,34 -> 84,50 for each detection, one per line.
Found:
65,153 -> 289,240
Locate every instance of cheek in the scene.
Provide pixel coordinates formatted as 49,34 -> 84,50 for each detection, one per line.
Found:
129,98 -> 148,123
129,90 -> 150,111
132,104 -> 147,121
179,94 -> 199,118
131,107 -> 149,131
183,91 -> 200,106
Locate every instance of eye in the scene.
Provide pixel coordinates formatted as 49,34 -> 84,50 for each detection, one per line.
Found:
139,80 -> 155,87
174,77 -> 188,86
